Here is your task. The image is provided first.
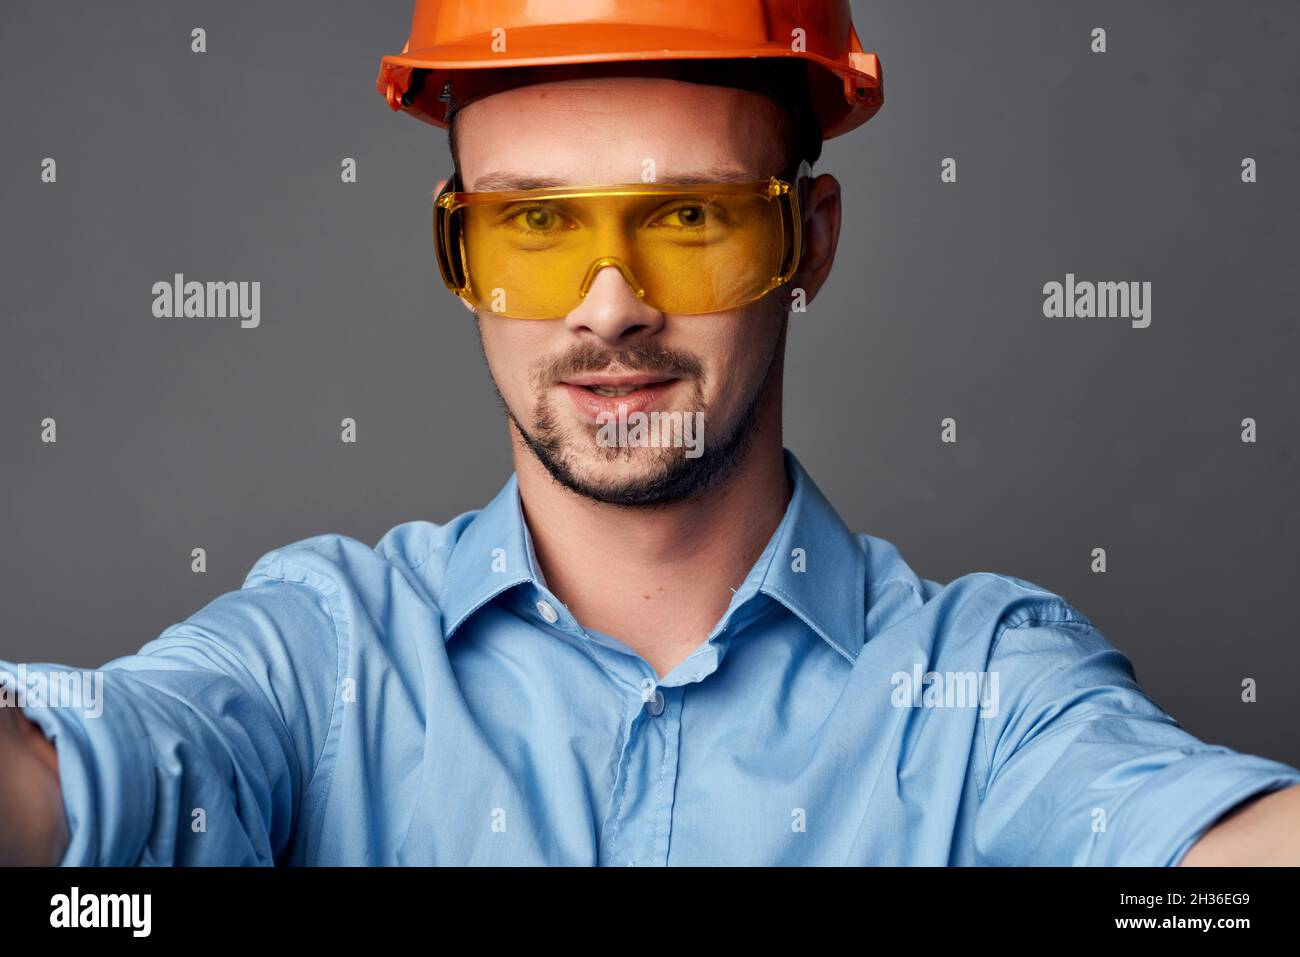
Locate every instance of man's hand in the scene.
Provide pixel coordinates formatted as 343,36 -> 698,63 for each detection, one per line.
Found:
0,703 -> 69,865
1180,784 -> 1300,865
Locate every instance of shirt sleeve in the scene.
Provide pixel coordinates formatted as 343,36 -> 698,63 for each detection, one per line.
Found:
0,550 -> 346,866
972,607 -> 1300,866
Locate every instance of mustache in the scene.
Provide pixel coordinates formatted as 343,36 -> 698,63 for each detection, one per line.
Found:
534,342 -> 704,387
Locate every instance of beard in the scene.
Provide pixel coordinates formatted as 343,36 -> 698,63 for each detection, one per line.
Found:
482,309 -> 786,509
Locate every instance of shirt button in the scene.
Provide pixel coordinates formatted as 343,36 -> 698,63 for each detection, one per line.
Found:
640,680 -> 665,717
535,599 -> 559,624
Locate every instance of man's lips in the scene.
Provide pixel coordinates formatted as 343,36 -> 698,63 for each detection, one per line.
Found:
558,375 -> 682,423
561,373 -> 675,391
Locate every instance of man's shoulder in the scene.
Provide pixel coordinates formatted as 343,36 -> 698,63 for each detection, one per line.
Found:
854,531 -> 1103,658
239,508 -> 483,600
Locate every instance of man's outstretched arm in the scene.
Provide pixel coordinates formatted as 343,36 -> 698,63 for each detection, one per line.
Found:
0,703 -> 67,864
0,556 -> 345,866
972,609 -> 1300,865
1180,784 -> 1300,865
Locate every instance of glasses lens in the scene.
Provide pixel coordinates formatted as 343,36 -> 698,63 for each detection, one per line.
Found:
454,186 -> 791,319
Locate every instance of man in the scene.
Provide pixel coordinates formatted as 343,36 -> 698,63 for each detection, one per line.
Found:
2,0 -> 1298,866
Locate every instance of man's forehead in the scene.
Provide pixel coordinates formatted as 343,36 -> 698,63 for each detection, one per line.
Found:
469,166 -> 761,192
453,75 -> 785,189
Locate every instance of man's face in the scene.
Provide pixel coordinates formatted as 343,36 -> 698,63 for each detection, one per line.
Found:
453,77 -> 794,506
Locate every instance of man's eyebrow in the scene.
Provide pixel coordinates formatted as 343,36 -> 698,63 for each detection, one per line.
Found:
468,167 -> 761,191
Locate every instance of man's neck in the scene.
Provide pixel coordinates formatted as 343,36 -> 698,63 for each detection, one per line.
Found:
513,426 -> 790,679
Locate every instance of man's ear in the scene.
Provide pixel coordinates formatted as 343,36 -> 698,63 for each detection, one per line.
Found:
791,173 -> 842,308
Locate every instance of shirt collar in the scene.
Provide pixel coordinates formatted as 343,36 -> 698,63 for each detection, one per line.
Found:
438,473 -> 538,638
440,450 -> 870,661
745,449 -> 868,661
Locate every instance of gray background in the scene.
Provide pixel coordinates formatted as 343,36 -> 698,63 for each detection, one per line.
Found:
2,1 -> 1297,767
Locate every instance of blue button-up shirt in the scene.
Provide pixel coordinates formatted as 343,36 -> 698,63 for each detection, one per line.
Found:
6,451 -> 1298,865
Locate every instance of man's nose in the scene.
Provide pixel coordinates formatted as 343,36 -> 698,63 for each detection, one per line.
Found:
564,262 -> 665,342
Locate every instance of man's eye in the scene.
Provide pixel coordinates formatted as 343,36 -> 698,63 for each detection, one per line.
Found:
508,205 -> 565,231
656,204 -> 709,228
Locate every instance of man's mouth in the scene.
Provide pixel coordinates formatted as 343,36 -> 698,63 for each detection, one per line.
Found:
562,375 -> 677,396
558,374 -> 683,423
589,384 -> 645,397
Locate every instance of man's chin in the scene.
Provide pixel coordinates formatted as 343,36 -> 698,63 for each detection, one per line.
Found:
541,442 -> 699,507
508,387 -> 762,508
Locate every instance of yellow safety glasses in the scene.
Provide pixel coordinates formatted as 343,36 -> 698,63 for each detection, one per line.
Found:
434,177 -> 803,319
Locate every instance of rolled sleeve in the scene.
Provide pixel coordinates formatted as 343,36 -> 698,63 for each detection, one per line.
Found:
0,548 -> 346,865
973,613 -> 1300,865
2,669 -> 157,866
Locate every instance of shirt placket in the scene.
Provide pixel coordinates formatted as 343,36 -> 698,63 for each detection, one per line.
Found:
598,678 -> 682,867
525,588 -> 686,867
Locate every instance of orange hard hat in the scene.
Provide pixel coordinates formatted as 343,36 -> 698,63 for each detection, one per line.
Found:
376,0 -> 883,140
